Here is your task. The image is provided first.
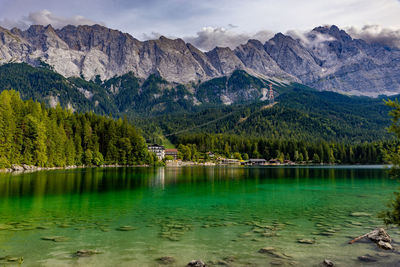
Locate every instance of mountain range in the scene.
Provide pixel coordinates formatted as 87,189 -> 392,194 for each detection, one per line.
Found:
1,24 -> 400,96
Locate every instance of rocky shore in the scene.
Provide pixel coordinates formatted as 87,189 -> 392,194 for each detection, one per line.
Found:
0,164 -> 149,174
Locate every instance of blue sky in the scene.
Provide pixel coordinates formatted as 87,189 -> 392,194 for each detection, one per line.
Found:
1,0 -> 400,50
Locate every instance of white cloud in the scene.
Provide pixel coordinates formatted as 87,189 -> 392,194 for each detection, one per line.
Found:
1,9 -> 103,30
183,26 -> 274,51
347,25 -> 400,48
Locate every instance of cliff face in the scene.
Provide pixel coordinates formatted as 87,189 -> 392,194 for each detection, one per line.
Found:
1,24 -> 400,96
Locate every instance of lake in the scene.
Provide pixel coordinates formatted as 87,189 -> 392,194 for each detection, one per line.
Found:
0,166 -> 399,266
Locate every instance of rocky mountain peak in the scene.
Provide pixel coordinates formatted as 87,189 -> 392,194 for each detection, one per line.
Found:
312,25 -> 352,42
206,46 -> 245,75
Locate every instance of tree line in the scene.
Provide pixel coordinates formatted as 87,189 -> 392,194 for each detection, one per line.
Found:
0,90 -> 154,168
175,133 -> 395,164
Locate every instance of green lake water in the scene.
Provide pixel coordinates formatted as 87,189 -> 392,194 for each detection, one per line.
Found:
0,166 -> 400,266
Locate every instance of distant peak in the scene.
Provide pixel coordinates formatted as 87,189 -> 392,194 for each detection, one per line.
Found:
272,32 -> 294,41
247,39 -> 263,46
27,24 -> 45,32
44,24 -> 56,33
312,25 -> 352,41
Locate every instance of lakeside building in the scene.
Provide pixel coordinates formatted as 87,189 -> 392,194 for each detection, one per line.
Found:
148,144 -> 165,160
206,152 -> 215,158
268,159 -> 281,165
165,149 -> 178,160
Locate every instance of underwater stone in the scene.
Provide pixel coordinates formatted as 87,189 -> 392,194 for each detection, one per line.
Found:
186,259 -> 207,267
41,236 -> 69,242
358,255 -> 377,262
322,259 -> 334,266
156,256 -> 176,265
350,212 -> 372,217
116,226 -> 136,231
74,250 -> 102,257
297,239 -> 315,244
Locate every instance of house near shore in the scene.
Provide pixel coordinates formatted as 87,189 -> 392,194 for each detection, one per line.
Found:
165,149 -> 178,160
206,152 -> 215,158
148,144 -> 165,160
269,159 -> 281,165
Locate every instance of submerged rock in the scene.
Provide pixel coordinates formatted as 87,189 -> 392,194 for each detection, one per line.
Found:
321,259 -> 334,266
297,239 -> 315,244
0,256 -> 24,264
258,247 -> 276,254
116,225 -> 136,231
41,236 -> 69,242
270,260 -> 284,266
258,247 -> 292,259
186,259 -> 207,267
358,254 -> 377,262
156,256 -> 176,265
36,226 -> 49,230
74,249 -> 102,257
350,212 -> 372,217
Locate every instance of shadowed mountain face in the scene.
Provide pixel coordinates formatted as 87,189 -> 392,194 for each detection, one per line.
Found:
1,24 -> 400,96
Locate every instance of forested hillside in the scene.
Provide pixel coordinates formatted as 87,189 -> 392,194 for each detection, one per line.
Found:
136,88 -> 393,143
0,90 -> 153,168
0,63 -> 395,145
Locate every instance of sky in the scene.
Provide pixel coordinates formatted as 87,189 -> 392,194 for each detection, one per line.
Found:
1,0 -> 400,50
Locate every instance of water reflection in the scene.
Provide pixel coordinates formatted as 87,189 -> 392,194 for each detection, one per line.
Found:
0,166 -> 389,198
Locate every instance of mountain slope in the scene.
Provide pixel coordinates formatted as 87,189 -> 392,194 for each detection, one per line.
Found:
133,86 -> 393,143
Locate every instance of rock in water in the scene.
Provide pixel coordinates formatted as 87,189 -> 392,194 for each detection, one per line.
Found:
377,241 -> 393,250
358,255 -> 377,262
186,260 -> 207,267
350,212 -> 372,217
322,259 -> 334,266
74,250 -> 102,257
41,236 -> 69,242
367,228 -> 391,243
258,247 -> 292,259
297,239 -> 315,244
157,256 -> 176,265
116,225 -> 136,231
258,247 -> 276,254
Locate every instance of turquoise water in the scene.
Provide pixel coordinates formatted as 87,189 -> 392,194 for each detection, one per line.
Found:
0,166 -> 399,266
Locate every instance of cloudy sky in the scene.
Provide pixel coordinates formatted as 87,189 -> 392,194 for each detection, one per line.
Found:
1,0 -> 400,50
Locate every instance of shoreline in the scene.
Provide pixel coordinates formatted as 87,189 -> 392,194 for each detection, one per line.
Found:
0,162 -> 389,174
0,164 -> 150,174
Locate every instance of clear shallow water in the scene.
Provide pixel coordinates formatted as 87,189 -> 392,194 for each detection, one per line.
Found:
0,166 -> 399,266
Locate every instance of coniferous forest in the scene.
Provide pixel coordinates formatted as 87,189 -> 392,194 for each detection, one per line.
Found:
0,90 -> 153,168
174,133 -> 394,164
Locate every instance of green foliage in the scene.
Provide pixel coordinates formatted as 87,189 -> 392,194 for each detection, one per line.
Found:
381,99 -> 400,226
380,191 -> 400,225
178,144 -> 192,161
0,90 -> 151,168
233,152 -> 242,160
